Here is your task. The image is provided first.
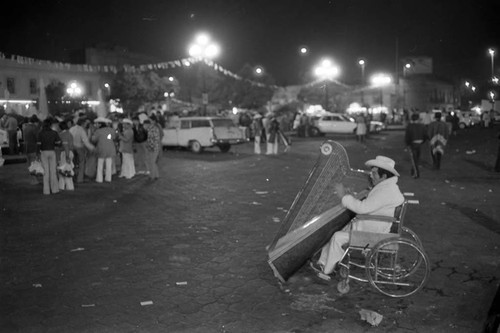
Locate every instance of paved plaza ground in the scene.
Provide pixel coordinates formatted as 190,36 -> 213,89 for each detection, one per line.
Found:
1,126 -> 499,332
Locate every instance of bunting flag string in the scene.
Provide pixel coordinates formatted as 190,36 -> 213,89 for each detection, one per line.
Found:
0,51 -> 332,91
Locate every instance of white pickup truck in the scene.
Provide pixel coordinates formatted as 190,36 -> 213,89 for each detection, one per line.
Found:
161,117 -> 248,153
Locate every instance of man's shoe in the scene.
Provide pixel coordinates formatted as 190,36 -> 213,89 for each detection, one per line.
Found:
309,260 -> 323,274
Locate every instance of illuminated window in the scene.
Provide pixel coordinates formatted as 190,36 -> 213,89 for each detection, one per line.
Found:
7,77 -> 15,94
29,79 -> 37,95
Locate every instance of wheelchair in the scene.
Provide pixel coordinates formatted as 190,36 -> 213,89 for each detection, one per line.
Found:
336,200 -> 430,298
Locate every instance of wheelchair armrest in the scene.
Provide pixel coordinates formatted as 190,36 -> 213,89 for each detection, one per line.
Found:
353,214 -> 397,223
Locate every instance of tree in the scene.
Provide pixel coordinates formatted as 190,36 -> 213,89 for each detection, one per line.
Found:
111,70 -> 177,114
45,80 -> 89,117
230,64 -> 275,109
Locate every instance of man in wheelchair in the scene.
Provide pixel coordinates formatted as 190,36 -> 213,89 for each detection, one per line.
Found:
311,155 -> 405,278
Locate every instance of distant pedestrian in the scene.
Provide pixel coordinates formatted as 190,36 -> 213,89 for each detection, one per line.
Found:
484,111 -> 491,128
266,114 -> 279,155
428,112 -> 450,170
118,118 -> 135,179
92,117 -> 117,183
2,113 -> 19,155
58,121 -> 75,191
355,113 -> 367,142
144,119 -> 161,180
69,118 -> 95,183
23,115 -> 40,184
405,113 -> 427,178
37,118 -> 61,195
132,116 -> 148,174
495,131 -> 500,173
251,114 -> 263,154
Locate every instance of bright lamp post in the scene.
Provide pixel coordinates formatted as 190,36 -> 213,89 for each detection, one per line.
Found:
314,58 -> 340,111
66,82 -> 82,98
188,33 -> 220,115
370,73 -> 392,110
358,59 -> 366,83
489,48 -> 495,78
403,63 -> 412,77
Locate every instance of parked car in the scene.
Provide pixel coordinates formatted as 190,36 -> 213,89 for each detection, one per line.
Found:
309,112 -> 357,136
369,120 -> 386,132
456,110 -> 481,129
162,117 -> 248,153
492,111 -> 500,124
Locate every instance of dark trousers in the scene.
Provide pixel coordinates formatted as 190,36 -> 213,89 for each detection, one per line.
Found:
495,144 -> 500,172
409,143 -> 422,177
8,130 -> 18,155
74,147 -> 87,183
431,151 -> 442,170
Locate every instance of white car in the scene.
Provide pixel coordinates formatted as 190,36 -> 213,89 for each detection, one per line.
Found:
162,117 -> 248,153
456,110 -> 481,128
309,112 -> 357,136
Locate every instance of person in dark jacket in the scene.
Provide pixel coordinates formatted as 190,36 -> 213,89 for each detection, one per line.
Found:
405,113 -> 428,178
37,118 -> 61,195
428,112 -> 450,170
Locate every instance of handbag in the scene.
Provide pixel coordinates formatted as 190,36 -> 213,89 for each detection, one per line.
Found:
28,159 -> 44,176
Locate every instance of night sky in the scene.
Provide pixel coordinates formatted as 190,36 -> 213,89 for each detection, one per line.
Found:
2,0 -> 499,85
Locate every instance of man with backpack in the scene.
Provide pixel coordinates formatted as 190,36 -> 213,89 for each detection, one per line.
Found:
132,116 -> 148,175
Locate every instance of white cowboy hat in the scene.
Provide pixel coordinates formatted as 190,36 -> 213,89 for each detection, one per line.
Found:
122,118 -> 133,125
365,155 -> 400,177
94,117 -> 112,123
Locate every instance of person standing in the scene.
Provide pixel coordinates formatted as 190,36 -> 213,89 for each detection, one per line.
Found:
3,113 -> 19,155
118,118 -> 135,179
132,116 -> 148,175
355,113 -> 367,143
143,119 -> 160,180
405,113 -> 427,178
484,111 -> 491,128
37,118 -> 61,195
69,118 -> 95,183
428,112 -> 450,170
57,121 -> 75,190
92,117 -> 116,183
23,115 -> 40,184
251,114 -> 263,154
495,131 -> 500,173
267,115 -> 279,155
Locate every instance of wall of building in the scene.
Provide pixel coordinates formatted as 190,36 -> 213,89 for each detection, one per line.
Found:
0,57 -> 103,101
399,75 -> 455,111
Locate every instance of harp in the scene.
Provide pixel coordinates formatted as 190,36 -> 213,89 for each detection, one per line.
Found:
267,140 -> 371,282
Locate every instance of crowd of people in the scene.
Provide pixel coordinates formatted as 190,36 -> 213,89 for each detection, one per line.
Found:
250,112 -> 290,155
1,110 -> 165,195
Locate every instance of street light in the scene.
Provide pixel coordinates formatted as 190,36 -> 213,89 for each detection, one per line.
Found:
299,46 -> 309,55
358,59 -> 366,83
254,66 -> 264,76
66,82 -> 82,97
489,48 -> 495,78
370,73 -> 392,111
188,32 -> 220,115
104,82 -> 111,96
403,63 -> 412,77
314,58 -> 340,111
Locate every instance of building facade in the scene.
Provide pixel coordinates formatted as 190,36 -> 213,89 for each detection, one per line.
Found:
0,54 -> 103,116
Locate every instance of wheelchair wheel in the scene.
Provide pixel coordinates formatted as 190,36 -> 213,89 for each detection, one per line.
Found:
337,280 -> 350,294
365,237 -> 430,297
401,226 -> 423,247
